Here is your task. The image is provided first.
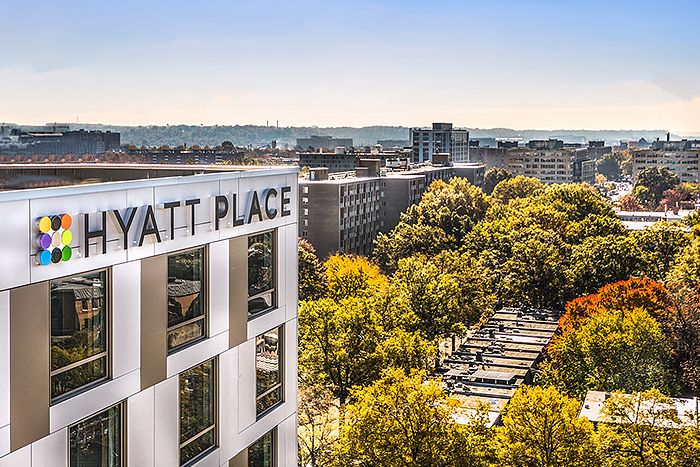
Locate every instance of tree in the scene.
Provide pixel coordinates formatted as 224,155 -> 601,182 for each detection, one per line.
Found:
220,140 -> 235,150
373,223 -> 451,274
392,251 -> 494,341
598,389 -> 693,466
323,255 -> 386,301
540,307 -> 673,398
666,238 -> 700,290
298,384 -> 339,467
491,175 -> 545,204
336,369 -> 492,467
634,167 -> 679,208
632,222 -> 690,281
596,152 -> 622,180
299,239 -> 327,301
666,288 -> 700,393
298,296 -> 434,404
619,194 -> 643,211
483,167 -> 513,195
570,234 -> 642,297
660,186 -> 690,213
499,229 -> 573,309
496,386 -> 599,467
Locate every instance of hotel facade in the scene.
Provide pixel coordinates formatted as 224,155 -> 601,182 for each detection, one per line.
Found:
0,167 -> 299,467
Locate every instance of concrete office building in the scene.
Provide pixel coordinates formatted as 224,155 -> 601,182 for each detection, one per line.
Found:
0,167 -> 299,466
295,136 -> 353,151
410,123 -> 470,163
631,139 -> 700,183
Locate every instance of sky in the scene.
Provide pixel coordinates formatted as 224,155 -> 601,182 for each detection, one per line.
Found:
1,0 -> 699,133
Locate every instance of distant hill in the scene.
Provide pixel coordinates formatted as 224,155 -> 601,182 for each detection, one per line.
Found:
3,122 -> 692,148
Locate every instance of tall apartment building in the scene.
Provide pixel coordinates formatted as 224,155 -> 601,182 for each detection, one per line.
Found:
507,147 -> 595,184
410,123 -> 470,163
632,140 -> 700,183
298,162 -> 478,257
295,135 -> 353,151
0,167 -> 299,466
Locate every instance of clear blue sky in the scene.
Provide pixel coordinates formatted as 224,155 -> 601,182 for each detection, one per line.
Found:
2,0 -> 699,132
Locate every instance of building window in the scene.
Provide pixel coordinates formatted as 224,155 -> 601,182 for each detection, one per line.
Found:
69,404 -> 122,466
179,359 -> 216,465
248,430 -> 274,467
50,270 -> 108,401
256,327 -> 282,416
167,248 -> 206,351
248,232 -> 275,317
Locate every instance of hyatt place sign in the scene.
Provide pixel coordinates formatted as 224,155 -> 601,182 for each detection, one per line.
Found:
35,187 -> 292,266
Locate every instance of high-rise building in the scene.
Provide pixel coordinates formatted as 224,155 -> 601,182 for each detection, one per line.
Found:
410,123 -> 470,163
0,167 -> 299,466
631,139 -> 700,183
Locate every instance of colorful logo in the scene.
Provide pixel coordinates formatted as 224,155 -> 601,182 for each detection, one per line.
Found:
36,214 -> 73,266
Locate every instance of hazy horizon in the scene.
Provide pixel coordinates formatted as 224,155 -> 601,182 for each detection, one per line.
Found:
2,0 -> 699,133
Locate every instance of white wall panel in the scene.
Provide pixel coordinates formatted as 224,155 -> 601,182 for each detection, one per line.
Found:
0,291 -> 9,428
234,175 -> 291,237
124,187 -> 156,261
0,200 -> 30,291
166,332 -> 228,379
0,445 -> 30,467
237,339 -> 257,432
50,370 -> 139,432
154,377 -> 179,467
31,429 -> 67,467
247,307 -> 286,343
218,348 -> 238,462
0,425 -> 9,459
277,413 -> 298,467
127,386 -> 155,467
284,319 -> 298,419
282,224 -> 298,322
208,240 -> 229,337
191,448 -> 220,467
112,261 -> 141,379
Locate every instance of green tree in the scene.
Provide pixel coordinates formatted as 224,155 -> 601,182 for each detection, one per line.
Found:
496,386 -> 599,467
666,238 -> 700,289
298,238 -> 327,301
298,296 -> 433,404
596,152 -> 622,180
541,308 -> 673,398
598,389 -> 696,467
633,222 -> 690,281
336,369 -> 493,467
483,167 -> 513,195
323,255 -> 386,301
373,223 -> 450,274
298,384 -> 338,467
570,234 -> 642,297
634,167 -> 680,208
491,175 -> 545,204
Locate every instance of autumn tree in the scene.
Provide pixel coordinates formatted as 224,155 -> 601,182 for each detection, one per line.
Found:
634,167 -> 679,208
496,386 -> 599,467
666,238 -> 700,290
323,254 -> 386,301
299,238 -> 327,301
298,384 -> 338,467
632,222 -> 690,281
373,223 -> 450,274
491,175 -> 545,204
483,167 -> 513,194
336,369 -> 494,467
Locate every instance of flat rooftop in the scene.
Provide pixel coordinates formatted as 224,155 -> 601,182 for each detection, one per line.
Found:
0,163 -> 296,191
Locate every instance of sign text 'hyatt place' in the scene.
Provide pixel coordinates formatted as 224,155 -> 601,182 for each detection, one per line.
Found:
35,186 -> 292,266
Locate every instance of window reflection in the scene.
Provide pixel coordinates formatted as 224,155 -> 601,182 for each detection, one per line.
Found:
168,248 -> 206,350
248,232 -> 275,316
51,270 -> 108,400
248,430 -> 274,467
69,404 -> 122,467
256,327 -> 282,416
179,358 -> 216,465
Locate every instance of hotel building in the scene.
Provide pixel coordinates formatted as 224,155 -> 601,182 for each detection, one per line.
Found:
0,166 -> 299,467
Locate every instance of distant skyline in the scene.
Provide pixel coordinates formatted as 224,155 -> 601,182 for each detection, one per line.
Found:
2,0 -> 699,134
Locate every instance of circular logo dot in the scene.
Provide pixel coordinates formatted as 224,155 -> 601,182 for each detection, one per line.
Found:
39,233 -> 52,250
61,229 -> 73,245
38,216 -> 52,233
61,214 -> 72,230
61,246 -> 72,262
50,216 -> 62,231
51,231 -> 62,247
51,248 -> 62,263
38,250 -> 52,266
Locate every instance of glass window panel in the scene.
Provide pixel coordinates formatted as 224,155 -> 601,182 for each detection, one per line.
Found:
248,232 -> 274,298
168,249 -> 205,350
69,404 -> 122,467
52,357 -> 107,400
256,328 -> 282,415
51,271 -> 108,400
248,430 -> 274,467
248,291 -> 274,316
256,387 -> 281,416
179,359 -> 216,465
